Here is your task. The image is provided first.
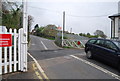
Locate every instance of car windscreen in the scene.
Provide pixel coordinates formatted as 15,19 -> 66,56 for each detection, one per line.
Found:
88,39 -> 96,44
113,41 -> 120,49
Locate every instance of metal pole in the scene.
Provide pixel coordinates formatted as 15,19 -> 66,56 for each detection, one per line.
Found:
70,28 -> 72,33
63,11 -> 65,32
62,11 -> 65,47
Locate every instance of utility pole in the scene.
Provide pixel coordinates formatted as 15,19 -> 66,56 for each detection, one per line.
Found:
70,28 -> 72,33
22,0 -> 28,72
62,11 -> 65,47
63,11 -> 65,32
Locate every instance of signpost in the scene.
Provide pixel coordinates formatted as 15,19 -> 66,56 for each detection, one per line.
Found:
0,34 -> 12,47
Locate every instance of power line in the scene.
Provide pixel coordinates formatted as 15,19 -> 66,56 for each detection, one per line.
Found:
28,5 -> 109,18
28,5 -> 61,14
67,14 -> 108,18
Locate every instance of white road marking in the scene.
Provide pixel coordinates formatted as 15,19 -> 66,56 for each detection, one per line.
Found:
70,55 -> 120,80
28,53 -> 49,80
41,41 -> 48,50
28,53 -> 44,72
54,51 -> 58,52
31,43 -> 35,45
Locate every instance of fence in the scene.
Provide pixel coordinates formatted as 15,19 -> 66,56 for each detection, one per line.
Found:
0,28 -> 27,75
63,39 -> 85,48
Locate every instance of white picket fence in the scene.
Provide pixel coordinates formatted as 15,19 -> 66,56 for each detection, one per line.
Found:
0,28 -> 27,75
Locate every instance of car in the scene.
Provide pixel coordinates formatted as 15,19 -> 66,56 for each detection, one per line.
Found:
85,38 -> 120,71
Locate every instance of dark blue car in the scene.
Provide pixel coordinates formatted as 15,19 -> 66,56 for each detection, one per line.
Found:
85,38 -> 120,71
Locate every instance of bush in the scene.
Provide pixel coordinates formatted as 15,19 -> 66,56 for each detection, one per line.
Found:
60,36 -> 68,39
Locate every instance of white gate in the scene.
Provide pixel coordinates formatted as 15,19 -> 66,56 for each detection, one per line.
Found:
0,28 -> 27,75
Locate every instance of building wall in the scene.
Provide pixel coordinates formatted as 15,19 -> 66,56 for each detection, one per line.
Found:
115,17 -> 119,37
110,1 -> 120,39
118,18 -> 120,38
111,20 -> 115,38
111,17 -> 120,39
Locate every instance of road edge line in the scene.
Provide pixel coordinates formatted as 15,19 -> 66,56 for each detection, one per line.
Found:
28,53 -> 50,80
28,53 -> 44,72
70,55 -> 120,80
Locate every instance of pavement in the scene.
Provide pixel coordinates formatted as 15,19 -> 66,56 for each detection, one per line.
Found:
2,58 -> 39,80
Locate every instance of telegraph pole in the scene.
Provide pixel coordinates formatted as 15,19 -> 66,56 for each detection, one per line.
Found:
63,11 -> 65,32
22,0 -> 28,72
62,11 -> 65,47
70,28 -> 72,33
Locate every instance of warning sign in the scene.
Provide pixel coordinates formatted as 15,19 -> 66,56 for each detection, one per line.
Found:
0,34 -> 12,47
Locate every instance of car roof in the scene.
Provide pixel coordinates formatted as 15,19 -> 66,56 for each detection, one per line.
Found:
89,38 -> 120,42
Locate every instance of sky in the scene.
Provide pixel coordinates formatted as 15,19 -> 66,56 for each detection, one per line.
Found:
8,0 -> 120,37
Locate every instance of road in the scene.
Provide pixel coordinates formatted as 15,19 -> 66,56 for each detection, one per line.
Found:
28,35 -> 120,80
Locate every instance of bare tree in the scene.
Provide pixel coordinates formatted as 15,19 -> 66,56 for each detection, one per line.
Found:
94,30 -> 107,38
28,15 -> 34,32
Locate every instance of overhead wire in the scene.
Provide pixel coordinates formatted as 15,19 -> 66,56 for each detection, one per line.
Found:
28,5 -> 109,18
28,5 -> 61,14
3,1 -> 110,18
66,14 -> 109,18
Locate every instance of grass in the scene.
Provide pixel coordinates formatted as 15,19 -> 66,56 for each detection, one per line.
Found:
63,46 -> 73,48
44,37 -> 55,40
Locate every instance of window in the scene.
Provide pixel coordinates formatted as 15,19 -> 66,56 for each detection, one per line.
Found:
105,41 -> 117,50
113,41 -> 120,49
95,40 -> 104,46
88,39 -> 96,44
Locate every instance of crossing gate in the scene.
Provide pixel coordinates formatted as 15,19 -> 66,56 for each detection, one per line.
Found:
0,28 -> 27,75
63,39 -> 85,48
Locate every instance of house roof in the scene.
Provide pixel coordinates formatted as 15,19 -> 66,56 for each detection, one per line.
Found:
109,13 -> 120,18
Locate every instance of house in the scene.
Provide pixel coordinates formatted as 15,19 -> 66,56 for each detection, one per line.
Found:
108,1 -> 120,39
109,13 -> 120,39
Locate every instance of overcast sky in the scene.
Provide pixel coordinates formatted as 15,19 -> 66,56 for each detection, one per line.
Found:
26,0 -> 120,37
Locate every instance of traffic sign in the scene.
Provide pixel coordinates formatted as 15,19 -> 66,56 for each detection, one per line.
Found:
77,41 -> 81,45
0,34 -> 12,47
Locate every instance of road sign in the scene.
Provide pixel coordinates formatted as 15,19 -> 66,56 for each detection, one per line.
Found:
0,34 -> 12,47
77,41 -> 81,45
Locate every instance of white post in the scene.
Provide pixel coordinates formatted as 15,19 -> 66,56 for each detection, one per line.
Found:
22,0 -> 28,72
0,28 -> 1,75
18,29 -> 21,70
4,28 -> 7,73
0,27 -> 2,80
9,29 -> 12,72
14,29 -> 17,71
0,47 -> 2,75
62,27 -> 64,47
20,28 -> 24,71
